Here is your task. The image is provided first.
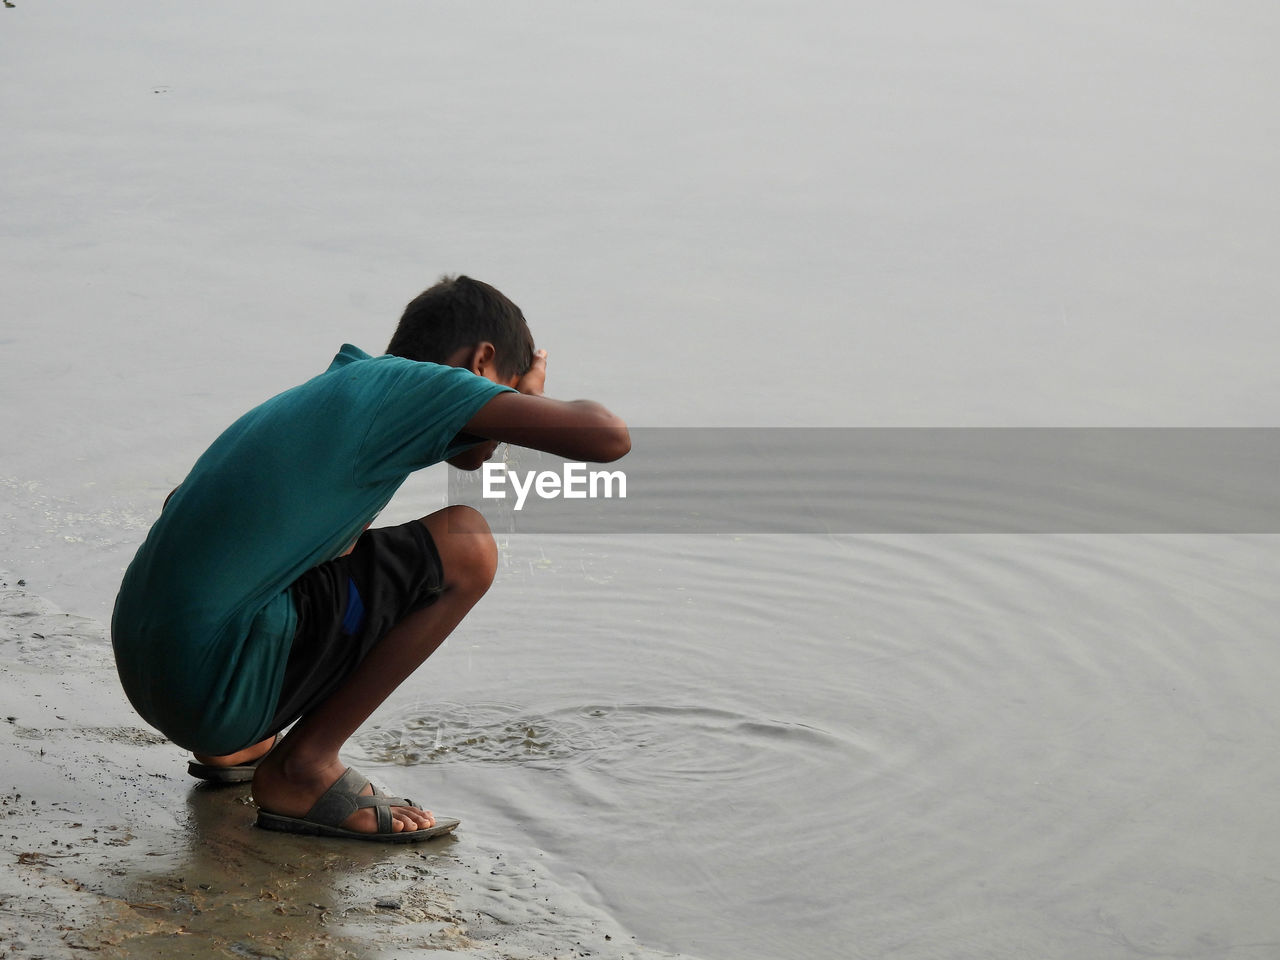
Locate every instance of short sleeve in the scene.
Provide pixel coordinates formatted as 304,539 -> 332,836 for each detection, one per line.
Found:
354,360 -> 514,484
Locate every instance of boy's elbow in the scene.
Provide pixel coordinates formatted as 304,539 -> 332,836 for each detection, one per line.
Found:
574,401 -> 629,461
601,421 -> 631,462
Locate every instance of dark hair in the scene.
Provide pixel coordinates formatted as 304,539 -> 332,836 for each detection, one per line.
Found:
386,275 -> 535,379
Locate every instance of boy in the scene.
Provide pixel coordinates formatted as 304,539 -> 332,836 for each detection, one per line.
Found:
111,276 -> 629,842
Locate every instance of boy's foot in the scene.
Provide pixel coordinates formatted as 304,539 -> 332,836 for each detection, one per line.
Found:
188,735 -> 280,783
252,754 -> 446,839
255,766 -> 459,843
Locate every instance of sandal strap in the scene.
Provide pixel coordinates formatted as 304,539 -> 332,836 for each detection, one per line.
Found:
303,767 -> 413,832
355,794 -> 414,809
354,793 -> 415,834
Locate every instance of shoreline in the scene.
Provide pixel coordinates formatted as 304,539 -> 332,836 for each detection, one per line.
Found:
0,582 -> 686,960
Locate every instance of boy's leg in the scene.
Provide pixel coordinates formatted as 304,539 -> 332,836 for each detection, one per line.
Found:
251,505 -> 497,835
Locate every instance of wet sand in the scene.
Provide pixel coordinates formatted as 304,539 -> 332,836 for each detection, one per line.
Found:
0,582 -> 682,959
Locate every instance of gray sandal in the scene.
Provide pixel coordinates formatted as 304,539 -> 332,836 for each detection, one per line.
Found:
188,735 -> 280,783
255,767 -> 460,843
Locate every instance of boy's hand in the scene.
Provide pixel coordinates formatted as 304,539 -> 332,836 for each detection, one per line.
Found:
516,349 -> 547,396
463,347 -> 629,463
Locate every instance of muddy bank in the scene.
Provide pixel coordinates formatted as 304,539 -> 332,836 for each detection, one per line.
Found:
0,582 -> 690,959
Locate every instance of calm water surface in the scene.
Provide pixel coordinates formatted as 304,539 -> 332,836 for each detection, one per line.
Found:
4,3 -> 1280,958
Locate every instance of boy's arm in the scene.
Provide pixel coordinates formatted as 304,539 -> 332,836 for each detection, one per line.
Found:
461,351 -> 630,464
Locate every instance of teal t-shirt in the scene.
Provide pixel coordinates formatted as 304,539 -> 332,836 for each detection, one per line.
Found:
111,344 -> 513,754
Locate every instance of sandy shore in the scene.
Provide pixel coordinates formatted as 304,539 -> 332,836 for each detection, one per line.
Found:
0,582 -> 680,960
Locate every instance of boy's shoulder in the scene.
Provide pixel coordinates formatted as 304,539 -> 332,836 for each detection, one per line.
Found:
326,343 -> 407,375
309,342 -> 514,441
318,344 -> 497,402
228,344 -> 509,452
324,343 -> 464,379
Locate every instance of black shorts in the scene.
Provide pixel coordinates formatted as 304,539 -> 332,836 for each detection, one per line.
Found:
268,519 -> 445,733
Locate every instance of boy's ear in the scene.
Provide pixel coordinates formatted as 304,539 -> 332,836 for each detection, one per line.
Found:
468,341 -> 497,377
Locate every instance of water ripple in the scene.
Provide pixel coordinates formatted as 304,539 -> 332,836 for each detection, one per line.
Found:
352,700 -> 847,784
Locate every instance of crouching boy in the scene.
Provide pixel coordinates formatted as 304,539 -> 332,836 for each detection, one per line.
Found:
111,276 -> 629,842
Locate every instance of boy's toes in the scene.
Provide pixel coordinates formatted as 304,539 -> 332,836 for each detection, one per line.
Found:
395,806 -> 436,831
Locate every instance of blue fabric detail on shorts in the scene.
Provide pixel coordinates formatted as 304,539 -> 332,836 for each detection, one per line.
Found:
342,578 -> 365,636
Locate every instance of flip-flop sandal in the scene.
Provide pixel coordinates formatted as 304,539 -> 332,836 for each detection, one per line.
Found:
187,735 -> 281,783
255,767 -> 460,843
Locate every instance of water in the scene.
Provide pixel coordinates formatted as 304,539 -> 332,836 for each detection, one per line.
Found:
343,534 -> 1280,958
4,3 -> 1280,958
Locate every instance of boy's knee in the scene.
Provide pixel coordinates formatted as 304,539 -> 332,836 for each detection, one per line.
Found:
422,506 -> 497,594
